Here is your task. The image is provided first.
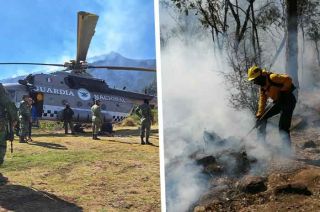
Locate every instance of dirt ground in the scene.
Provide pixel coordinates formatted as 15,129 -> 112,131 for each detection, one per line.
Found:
0,125 -> 160,212
193,115 -> 320,212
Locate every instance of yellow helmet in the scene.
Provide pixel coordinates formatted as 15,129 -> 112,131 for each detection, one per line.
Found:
247,65 -> 262,81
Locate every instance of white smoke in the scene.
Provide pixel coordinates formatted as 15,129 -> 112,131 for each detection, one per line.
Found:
160,2 -> 306,211
161,36 -> 295,211
162,37 -> 257,211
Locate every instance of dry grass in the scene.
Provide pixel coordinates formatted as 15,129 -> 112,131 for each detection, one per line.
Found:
0,126 -> 160,212
121,117 -> 137,127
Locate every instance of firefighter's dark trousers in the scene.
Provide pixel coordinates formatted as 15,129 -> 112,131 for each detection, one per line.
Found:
257,92 -> 296,147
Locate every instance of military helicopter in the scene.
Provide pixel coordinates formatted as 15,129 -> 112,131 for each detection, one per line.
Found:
0,11 -> 156,132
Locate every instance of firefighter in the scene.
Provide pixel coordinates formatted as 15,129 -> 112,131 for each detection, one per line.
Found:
248,65 -> 296,148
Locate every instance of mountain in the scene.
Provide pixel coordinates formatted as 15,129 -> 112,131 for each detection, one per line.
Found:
88,52 -> 156,92
0,76 -> 25,84
0,52 -> 157,93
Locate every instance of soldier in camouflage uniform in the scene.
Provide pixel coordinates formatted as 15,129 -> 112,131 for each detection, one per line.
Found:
136,99 -> 153,145
0,83 -> 18,165
19,95 -> 32,143
91,100 -> 102,140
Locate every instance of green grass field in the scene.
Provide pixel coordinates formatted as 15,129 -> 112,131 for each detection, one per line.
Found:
0,125 -> 160,212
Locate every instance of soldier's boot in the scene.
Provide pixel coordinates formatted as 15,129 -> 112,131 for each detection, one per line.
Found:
0,173 -> 8,185
140,136 -> 145,145
146,137 -> 152,145
0,147 -> 6,166
93,134 -> 100,140
19,136 -> 26,143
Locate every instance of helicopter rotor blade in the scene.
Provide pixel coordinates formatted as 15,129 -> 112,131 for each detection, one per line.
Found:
0,62 -> 65,67
87,65 -> 156,72
76,11 -> 99,63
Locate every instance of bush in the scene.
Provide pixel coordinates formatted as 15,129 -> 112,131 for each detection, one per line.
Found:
121,117 -> 138,127
39,120 -> 63,131
152,109 -> 158,125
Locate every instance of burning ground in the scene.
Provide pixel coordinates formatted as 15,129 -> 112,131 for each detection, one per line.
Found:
165,104 -> 320,211
161,39 -> 320,211
195,115 -> 320,212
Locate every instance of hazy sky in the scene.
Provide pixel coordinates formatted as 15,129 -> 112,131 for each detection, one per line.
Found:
0,0 -> 155,79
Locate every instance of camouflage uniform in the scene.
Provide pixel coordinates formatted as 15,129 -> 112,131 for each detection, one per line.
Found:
136,102 -> 153,145
0,84 -> 18,164
19,97 -> 31,143
91,103 -> 102,140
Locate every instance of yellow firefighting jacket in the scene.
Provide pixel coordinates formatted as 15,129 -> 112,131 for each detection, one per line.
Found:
256,71 -> 293,117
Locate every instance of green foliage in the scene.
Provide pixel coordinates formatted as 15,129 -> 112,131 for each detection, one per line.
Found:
121,112 -> 140,127
124,108 -> 158,126
152,109 -> 159,125
39,120 -> 63,131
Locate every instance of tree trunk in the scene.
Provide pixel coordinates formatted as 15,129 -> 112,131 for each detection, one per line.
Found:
315,40 -> 320,66
285,0 -> 299,87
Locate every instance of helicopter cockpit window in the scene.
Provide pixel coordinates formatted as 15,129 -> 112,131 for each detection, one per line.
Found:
101,104 -> 106,110
64,76 -> 109,92
25,74 -> 35,84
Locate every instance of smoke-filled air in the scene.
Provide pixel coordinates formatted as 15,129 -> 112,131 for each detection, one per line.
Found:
160,0 -> 320,211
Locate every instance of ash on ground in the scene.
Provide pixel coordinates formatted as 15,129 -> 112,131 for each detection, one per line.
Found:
189,114 -> 320,212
